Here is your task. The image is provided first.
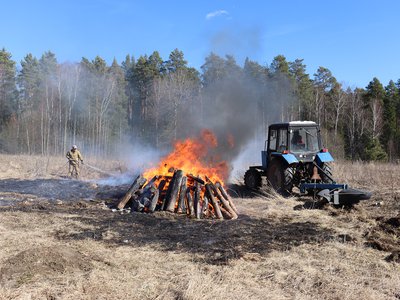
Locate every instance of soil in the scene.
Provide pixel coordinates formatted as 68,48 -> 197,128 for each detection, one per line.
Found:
0,175 -> 399,267
0,246 -> 92,288
0,156 -> 399,299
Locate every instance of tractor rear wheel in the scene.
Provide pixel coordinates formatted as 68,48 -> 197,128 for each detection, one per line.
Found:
244,169 -> 262,189
267,159 -> 293,195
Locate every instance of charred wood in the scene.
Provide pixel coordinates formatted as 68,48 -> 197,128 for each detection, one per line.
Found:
186,188 -> 195,217
216,182 -> 238,215
157,179 -> 167,192
142,175 -> 159,191
202,195 -> 209,218
194,182 -> 201,219
205,183 -> 223,220
210,183 -> 237,219
219,206 -> 233,219
161,176 -> 176,211
187,174 -> 205,185
118,175 -> 147,209
132,195 -> 146,212
177,176 -> 187,213
165,170 -> 183,212
148,189 -> 159,213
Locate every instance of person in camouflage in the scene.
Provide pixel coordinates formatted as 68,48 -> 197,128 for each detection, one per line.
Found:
66,145 -> 83,178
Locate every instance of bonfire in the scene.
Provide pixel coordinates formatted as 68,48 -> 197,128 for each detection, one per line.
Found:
118,130 -> 238,219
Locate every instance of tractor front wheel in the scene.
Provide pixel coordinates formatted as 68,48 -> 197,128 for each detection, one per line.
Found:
267,159 -> 293,196
244,169 -> 262,189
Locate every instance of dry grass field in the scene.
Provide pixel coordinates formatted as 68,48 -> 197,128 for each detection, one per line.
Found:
0,155 -> 399,299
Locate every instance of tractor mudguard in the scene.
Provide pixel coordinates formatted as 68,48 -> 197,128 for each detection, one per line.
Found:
271,152 -> 298,164
261,150 -> 268,169
315,152 -> 334,165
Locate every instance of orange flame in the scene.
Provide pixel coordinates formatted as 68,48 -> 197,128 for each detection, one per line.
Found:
143,129 -> 229,185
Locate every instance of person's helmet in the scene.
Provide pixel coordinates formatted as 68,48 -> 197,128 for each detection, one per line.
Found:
72,145 -> 77,150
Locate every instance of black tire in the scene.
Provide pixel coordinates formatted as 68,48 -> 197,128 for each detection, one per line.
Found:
320,163 -> 333,183
244,169 -> 262,189
267,159 -> 293,195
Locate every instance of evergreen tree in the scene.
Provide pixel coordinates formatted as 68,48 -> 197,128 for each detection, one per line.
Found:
382,80 -> 398,159
269,55 -> 289,76
122,55 -> 136,131
17,53 -> 41,153
201,53 -> 228,87
0,48 -> 17,131
165,48 -> 187,73
312,67 -> 337,127
288,59 -> 313,120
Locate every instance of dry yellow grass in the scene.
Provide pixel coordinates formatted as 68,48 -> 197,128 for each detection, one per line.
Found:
0,156 -> 399,299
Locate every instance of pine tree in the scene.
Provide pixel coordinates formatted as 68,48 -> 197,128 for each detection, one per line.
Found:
288,59 -> 313,120
0,48 -> 17,132
382,80 -> 398,159
18,53 -> 40,153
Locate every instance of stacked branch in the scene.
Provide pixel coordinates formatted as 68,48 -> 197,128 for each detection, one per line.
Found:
117,170 -> 238,220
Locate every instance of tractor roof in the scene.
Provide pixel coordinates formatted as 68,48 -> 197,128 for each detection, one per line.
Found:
288,121 -> 317,126
269,121 -> 318,128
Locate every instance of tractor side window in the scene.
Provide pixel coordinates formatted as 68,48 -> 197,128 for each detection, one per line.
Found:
269,130 -> 277,151
278,129 -> 288,152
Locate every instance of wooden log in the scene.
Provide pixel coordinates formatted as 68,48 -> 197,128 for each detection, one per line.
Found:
210,183 -> 237,219
186,188 -> 195,217
157,179 -> 167,210
142,175 -> 159,191
187,174 -> 205,185
177,176 -> 187,213
165,170 -> 184,212
148,188 -> 159,213
216,182 -> 238,214
202,195 -> 209,218
132,195 -> 145,212
205,183 -> 223,219
194,182 -> 201,219
158,179 -> 167,192
219,206 -> 233,219
137,184 -> 155,206
161,176 -> 176,211
118,175 -> 147,209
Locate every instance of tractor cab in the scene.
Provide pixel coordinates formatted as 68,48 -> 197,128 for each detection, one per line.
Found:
263,121 -> 322,168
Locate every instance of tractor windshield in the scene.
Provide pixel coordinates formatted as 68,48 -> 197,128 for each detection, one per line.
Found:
290,127 -> 319,153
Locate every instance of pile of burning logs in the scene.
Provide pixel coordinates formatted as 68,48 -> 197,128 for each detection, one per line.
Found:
117,170 -> 238,220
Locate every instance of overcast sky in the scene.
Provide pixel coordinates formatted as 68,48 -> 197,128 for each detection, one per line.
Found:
1,0 -> 399,88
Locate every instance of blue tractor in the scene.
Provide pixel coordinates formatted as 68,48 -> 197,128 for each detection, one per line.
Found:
244,121 -> 371,205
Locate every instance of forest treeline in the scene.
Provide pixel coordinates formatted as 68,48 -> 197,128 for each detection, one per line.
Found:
0,47 -> 399,161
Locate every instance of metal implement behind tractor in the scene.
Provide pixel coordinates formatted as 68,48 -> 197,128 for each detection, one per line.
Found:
244,121 -> 371,205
